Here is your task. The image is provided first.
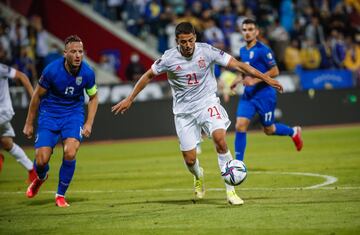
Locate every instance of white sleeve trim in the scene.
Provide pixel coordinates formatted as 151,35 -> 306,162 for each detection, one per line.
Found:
151,64 -> 160,75
8,67 -> 16,79
224,53 -> 232,67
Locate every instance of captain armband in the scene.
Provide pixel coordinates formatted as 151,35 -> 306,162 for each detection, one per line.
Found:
86,84 -> 97,96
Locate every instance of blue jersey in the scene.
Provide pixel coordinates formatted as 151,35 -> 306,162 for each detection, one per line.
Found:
239,41 -> 276,98
38,58 -> 96,117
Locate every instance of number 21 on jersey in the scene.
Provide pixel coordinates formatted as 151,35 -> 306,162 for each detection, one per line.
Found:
186,73 -> 199,85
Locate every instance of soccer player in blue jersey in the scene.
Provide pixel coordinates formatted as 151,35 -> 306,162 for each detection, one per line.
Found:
23,35 -> 98,207
231,19 -> 303,162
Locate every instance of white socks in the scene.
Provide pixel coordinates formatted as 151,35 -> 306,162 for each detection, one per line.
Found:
218,150 -> 235,192
9,143 -> 33,171
185,158 -> 203,180
186,151 -> 236,192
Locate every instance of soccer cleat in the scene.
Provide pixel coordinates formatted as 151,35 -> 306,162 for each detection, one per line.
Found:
194,167 -> 205,199
0,153 -> 4,172
226,190 -> 244,205
292,126 -> 303,151
27,169 -> 38,184
26,175 -> 48,198
55,195 -> 70,207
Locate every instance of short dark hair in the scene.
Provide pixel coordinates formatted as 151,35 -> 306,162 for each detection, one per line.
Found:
64,35 -> 82,46
175,22 -> 195,37
242,18 -> 257,27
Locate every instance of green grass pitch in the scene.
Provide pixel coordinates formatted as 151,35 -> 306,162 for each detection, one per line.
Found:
0,125 -> 359,234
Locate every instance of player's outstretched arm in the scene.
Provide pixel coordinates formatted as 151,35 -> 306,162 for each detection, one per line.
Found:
14,70 -> 34,97
83,93 -> 98,138
227,57 -> 283,92
23,85 -> 47,139
111,69 -> 156,115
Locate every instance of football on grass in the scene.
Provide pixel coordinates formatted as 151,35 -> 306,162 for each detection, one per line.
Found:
221,159 -> 247,186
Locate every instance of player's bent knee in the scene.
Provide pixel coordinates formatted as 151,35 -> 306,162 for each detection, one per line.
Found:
63,149 -> 77,160
2,143 -> 13,152
182,149 -> 197,165
63,139 -> 80,160
235,122 -> 247,132
35,148 -> 52,166
264,129 -> 273,135
0,137 -> 13,151
263,126 -> 275,135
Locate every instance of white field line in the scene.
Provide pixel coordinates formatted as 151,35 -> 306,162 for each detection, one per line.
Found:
0,171 -> 346,195
251,171 -> 338,189
1,187 -> 360,195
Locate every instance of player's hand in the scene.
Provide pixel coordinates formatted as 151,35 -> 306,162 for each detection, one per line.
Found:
268,79 -> 283,93
111,97 -> 132,115
230,79 -> 242,91
23,123 -> 34,139
82,123 -> 92,138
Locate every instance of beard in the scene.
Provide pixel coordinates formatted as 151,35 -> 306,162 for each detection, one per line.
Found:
66,60 -> 80,75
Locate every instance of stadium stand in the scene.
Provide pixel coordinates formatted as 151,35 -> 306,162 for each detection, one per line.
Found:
0,2 -> 120,85
1,0 -> 359,89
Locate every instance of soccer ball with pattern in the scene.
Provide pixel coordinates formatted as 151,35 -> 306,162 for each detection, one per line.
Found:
221,159 -> 247,186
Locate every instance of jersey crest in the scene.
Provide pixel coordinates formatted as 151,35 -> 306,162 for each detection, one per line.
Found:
198,57 -> 206,69
76,76 -> 82,85
249,51 -> 254,59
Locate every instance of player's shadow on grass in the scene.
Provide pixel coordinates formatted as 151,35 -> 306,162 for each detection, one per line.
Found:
22,197 -> 88,206
148,199 -> 246,208
113,198 -> 231,207
153,198 -> 224,205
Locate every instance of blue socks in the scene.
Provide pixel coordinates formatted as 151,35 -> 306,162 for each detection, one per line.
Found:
235,123 -> 293,162
274,123 -> 294,136
33,158 -> 76,196
234,132 -> 246,161
57,159 -> 76,196
34,160 -> 49,180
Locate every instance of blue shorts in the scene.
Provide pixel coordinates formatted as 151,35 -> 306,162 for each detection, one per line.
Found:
35,114 -> 84,149
236,93 -> 276,127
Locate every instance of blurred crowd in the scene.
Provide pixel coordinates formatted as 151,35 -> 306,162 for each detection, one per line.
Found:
1,0 -> 359,86
83,0 -> 360,75
0,12 -> 63,86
